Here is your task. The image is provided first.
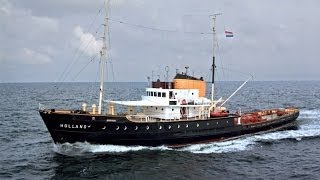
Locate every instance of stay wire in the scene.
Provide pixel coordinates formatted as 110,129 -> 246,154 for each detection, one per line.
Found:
61,25 -> 103,82
215,66 -> 254,79
105,1 -> 115,82
216,36 -> 226,80
107,18 -> 213,35
71,54 -> 98,81
90,62 -> 101,104
58,5 -> 104,82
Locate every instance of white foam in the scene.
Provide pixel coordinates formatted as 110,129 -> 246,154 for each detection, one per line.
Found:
53,109 -> 320,155
53,142 -> 172,155
299,109 -> 320,119
179,137 -> 256,154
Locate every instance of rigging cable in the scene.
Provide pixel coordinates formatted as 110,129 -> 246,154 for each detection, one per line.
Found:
215,66 -> 254,79
90,61 -> 102,104
107,18 -> 214,35
61,24 -> 103,82
57,4 -> 104,82
71,55 -> 98,81
105,1 -> 115,82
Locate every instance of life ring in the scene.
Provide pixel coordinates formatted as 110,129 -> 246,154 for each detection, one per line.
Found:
181,99 -> 187,105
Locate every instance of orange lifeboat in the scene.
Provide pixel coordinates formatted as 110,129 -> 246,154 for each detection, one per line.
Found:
210,111 -> 229,118
241,113 -> 263,124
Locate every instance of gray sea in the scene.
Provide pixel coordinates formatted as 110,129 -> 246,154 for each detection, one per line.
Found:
1,81 -> 320,179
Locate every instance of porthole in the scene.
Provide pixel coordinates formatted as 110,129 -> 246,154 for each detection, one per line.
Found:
207,122 -> 210,126
92,117 -> 95,120
216,122 -> 219,124
124,126 -> 127,130
197,123 -> 199,127
186,124 -> 189,128
168,125 -> 171,129
156,107 -> 158,110
177,124 -> 180,128
162,108 -> 164,111
159,125 -> 162,130
227,121 -> 229,123
116,126 -> 119,130
172,109 -> 174,111
146,126 -> 149,130
135,126 -> 138,130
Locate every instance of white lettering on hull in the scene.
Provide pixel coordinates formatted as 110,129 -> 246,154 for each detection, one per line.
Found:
59,124 -> 91,129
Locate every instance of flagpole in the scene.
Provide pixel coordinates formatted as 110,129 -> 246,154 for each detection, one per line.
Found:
210,13 -> 221,106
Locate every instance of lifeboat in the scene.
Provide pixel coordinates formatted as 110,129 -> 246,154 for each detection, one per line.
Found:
210,111 -> 229,118
241,113 -> 263,124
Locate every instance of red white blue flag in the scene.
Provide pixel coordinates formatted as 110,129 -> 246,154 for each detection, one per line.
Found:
225,30 -> 234,37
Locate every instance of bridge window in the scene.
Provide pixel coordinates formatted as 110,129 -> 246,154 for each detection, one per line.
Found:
162,92 -> 166,97
169,101 -> 177,105
158,92 -> 161,97
169,91 -> 173,98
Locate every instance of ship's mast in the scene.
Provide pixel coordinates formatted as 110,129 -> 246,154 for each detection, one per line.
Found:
210,13 -> 221,105
98,2 -> 109,114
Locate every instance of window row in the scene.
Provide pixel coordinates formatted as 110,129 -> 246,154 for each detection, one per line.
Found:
147,91 -> 166,97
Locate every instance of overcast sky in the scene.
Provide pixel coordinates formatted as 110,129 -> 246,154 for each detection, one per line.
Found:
1,0 -> 319,82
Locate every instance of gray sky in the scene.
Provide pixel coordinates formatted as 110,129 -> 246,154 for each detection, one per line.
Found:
1,0 -> 319,82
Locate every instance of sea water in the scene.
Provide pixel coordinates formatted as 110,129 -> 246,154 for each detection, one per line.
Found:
1,81 -> 320,179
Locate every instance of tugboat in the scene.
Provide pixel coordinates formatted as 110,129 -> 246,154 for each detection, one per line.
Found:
39,11 -> 299,147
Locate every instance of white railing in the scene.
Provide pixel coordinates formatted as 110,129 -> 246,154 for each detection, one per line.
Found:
126,112 -> 211,122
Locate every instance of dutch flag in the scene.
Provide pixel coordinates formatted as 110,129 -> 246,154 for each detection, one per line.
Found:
225,30 -> 234,37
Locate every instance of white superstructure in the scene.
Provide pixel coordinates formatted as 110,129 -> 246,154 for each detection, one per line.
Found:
109,87 -> 211,120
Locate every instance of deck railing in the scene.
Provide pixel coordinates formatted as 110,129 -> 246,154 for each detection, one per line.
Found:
126,112 -> 211,122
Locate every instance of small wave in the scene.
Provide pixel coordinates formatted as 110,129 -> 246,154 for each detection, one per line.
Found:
299,109 -> 320,119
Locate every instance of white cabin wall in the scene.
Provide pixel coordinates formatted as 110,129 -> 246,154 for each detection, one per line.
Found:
187,106 -> 200,118
144,106 -> 180,119
172,89 -> 199,104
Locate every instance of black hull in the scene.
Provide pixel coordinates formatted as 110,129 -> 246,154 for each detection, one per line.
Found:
39,110 -> 299,147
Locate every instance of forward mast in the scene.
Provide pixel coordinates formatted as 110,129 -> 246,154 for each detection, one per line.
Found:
98,3 -> 109,114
